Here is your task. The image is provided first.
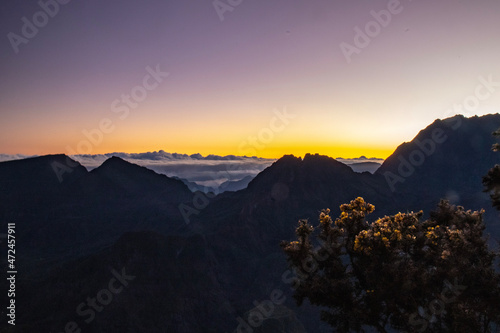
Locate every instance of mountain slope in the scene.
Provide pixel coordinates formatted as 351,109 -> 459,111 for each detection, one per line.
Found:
90,156 -> 192,200
0,155 -> 195,273
376,114 -> 500,233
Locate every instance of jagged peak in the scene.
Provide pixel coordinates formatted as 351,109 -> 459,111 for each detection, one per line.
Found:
376,113 -> 500,178
273,153 -> 352,170
303,153 -> 345,165
90,155 -> 192,194
94,156 -> 148,173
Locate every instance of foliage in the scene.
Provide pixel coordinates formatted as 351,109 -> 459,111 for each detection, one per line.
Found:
483,128 -> 500,210
281,197 -> 500,332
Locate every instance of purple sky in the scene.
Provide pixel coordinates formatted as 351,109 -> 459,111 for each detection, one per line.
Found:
1,0 -> 499,158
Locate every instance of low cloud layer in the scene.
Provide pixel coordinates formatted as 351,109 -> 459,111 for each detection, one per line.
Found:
0,152 -> 384,189
71,151 -> 275,188
0,154 -> 37,162
335,156 -> 384,165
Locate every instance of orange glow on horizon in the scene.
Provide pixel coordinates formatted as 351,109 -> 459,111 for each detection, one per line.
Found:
0,117 -> 396,160
2,142 -> 395,160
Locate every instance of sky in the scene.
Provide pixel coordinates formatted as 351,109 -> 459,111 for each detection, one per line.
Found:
1,0 -> 500,159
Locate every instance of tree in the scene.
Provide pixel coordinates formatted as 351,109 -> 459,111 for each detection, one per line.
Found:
483,128 -> 500,209
281,197 -> 500,332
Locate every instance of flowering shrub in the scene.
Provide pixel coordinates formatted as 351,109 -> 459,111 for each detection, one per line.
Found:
281,198 -> 500,332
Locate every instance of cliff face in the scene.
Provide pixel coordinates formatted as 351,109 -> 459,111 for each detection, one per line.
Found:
376,114 -> 500,232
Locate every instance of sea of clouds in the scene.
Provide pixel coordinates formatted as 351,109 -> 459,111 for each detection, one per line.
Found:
72,151 -> 275,188
0,151 -> 383,190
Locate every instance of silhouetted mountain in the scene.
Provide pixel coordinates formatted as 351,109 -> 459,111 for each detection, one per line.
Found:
2,114 -> 500,333
192,154 -> 393,331
175,175 -> 255,194
0,155 -> 194,276
90,156 -> 192,199
0,155 -> 91,272
0,154 -> 87,211
199,153 -> 390,243
376,114 -> 500,235
219,175 -> 254,192
348,161 -> 382,173
174,176 -> 217,194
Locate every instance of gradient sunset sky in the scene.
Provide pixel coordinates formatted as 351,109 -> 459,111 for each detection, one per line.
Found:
1,0 -> 500,158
